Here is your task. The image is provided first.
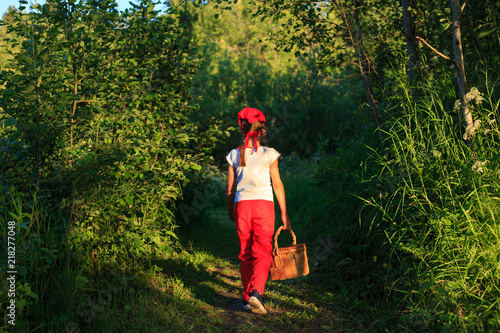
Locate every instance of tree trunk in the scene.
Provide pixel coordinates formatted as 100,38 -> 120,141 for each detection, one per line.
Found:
353,0 -> 383,147
449,0 -> 473,133
402,0 -> 418,85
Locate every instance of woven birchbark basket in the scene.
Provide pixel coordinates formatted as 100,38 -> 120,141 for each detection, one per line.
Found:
269,226 -> 309,281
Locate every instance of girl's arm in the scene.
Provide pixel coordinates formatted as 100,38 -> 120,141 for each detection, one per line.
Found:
226,165 -> 237,221
270,158 -> 291,230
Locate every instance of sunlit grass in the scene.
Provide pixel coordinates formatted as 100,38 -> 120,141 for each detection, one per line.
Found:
366,74 -> 500,331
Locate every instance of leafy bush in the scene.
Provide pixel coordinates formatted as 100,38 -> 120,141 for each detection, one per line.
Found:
0,0 -> 214,329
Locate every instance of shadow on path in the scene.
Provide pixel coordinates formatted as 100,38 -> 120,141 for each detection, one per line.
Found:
167,208 -> 354,333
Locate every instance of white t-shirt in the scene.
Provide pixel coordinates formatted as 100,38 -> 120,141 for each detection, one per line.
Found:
226,147 -> 281,202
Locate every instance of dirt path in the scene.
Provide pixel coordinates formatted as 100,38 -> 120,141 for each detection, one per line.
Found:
175,208 -> 354,333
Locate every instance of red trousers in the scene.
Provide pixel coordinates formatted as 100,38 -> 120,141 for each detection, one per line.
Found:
235,200 -> 275,302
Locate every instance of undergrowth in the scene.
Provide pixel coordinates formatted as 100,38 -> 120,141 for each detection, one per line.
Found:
373,75 -> 500,332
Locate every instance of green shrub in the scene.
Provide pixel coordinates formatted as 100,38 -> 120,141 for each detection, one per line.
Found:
0,1 -> 214,329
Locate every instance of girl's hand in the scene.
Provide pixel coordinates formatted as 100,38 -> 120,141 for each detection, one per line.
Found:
282,214 -> 291,231
228,210 -> 235,221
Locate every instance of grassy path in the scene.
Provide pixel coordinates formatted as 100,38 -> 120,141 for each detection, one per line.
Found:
168,208 -> 354,333
81,159 -> 370,332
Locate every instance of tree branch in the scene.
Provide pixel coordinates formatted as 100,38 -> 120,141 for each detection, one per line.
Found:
416,36 -> 457,67
76,100 -> 101,104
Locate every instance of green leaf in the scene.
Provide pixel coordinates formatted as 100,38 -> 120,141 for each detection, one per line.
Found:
17,266 -> 28,276
478,28 -> 497,39
163,246 -> 174,256
1,118 -> 17,126
125,194 -> 133,205
75,275 -> 89,289
152,234 -> 161,244
134,237 -> 142,249
163,230 -> 178,240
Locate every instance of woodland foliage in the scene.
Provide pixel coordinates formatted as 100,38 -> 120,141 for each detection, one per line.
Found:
0,1 -> 216,328
187,0 -> 360,158
1,0 -> 500,331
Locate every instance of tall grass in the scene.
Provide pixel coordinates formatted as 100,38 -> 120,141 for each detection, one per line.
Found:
309,63 -> 500,330
371,73 -> 500,331
0,186 -> 80,331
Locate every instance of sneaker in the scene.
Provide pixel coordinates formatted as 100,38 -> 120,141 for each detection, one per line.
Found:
248,290 -> 267,315
241,300 -> 251,311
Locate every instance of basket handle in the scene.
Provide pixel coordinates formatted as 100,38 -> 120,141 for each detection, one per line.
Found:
273,226 -> 297,254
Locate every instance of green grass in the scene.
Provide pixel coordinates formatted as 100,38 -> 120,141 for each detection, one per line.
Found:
74,206 -> 357,333
362,75 -> 500,332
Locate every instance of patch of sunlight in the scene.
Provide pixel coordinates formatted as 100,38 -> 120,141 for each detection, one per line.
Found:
165,276 -> 194,300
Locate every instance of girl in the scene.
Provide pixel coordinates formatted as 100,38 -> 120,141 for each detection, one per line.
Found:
226,107 -> 291,315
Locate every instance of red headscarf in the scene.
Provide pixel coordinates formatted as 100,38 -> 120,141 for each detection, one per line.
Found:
238,107 -> 266,153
